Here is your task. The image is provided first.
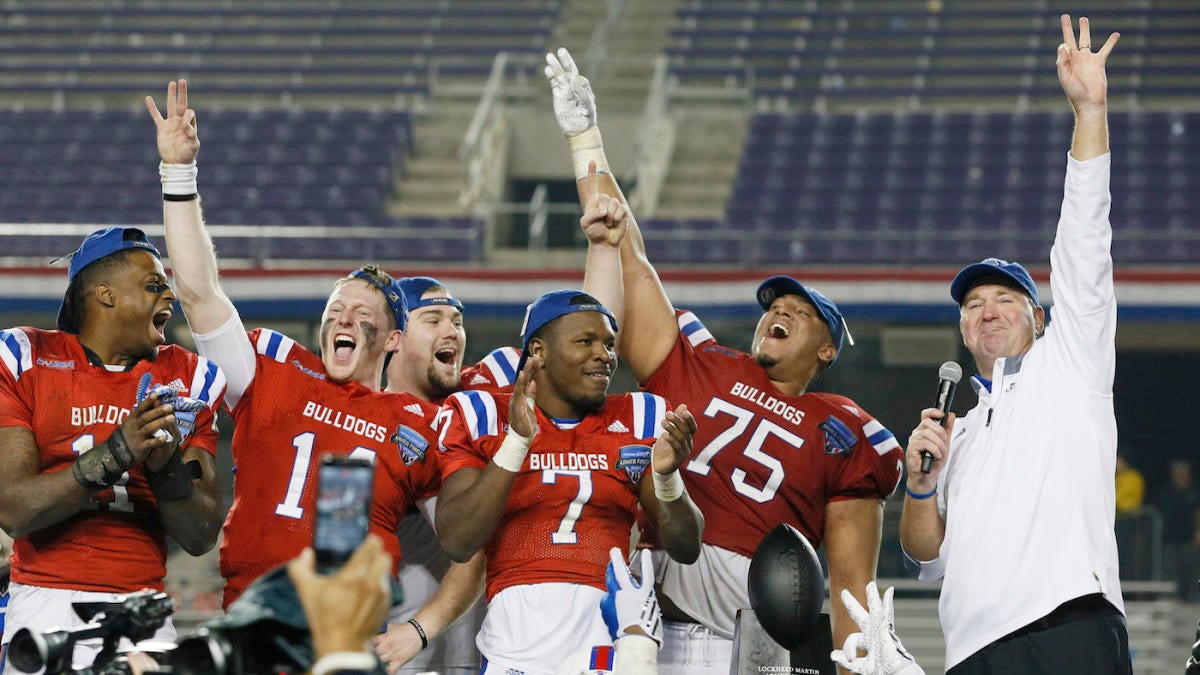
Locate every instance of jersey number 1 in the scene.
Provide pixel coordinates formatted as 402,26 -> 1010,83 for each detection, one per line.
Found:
275,431 -> 376,519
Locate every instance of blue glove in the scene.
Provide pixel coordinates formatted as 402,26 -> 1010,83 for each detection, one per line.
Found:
600,548 -> 662,647
135,373 -> 207,443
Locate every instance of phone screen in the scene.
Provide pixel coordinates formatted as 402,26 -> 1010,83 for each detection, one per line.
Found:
313,456 -> 374,574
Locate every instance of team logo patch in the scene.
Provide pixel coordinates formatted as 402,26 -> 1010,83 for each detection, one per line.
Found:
390,424 -> 429,465
616,445 -> 652,482
819,415 -> 857,456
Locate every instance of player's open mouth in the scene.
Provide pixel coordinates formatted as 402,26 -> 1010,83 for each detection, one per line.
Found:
584,369 -> 611,381
435,347 -> 457,365
333,334 -> 357,358
152,310 -> 171,332
767,323 -> 789,339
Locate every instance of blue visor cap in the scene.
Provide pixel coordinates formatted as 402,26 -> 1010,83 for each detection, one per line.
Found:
57,227 -> 161,333
517,290 -> 618,372
348,268 -> 408,331
756,275 -> 851,363
398,276 -> 464,313
950,258 -> 1040,306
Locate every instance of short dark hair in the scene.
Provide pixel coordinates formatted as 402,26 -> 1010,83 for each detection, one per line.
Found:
62,249 -> 141,330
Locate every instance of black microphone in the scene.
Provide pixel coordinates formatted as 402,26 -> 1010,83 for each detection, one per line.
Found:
920,361 -> 962,474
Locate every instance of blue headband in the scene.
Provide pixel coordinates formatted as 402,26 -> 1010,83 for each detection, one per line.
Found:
348,269 -> 408,331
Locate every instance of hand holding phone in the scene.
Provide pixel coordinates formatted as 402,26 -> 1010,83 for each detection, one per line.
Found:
314,455 -> 375,575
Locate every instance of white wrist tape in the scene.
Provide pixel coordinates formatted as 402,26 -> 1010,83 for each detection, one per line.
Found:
566,126 -> 609,180
311,651 -> 377,675
492,429 -> 532,473
159,161 -> 198,196
652,469 -> 684,502
613,634 -> 660,669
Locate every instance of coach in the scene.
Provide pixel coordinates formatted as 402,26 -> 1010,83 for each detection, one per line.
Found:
899,14 -> 1131,675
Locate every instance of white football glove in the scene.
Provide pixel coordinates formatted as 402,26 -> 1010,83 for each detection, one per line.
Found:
544,47 -> 597,135
600,548 -> 663,647
830,582 -> 924,675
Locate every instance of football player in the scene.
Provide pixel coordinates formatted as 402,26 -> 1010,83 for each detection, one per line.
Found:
378,276 -> 519,674
435,282 -> 704,675
0,226 -> 225,673
147,81 -> 479,665
546,48 -> 904,673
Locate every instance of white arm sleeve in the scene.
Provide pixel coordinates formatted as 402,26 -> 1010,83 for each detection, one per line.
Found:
191,310 -> 256,409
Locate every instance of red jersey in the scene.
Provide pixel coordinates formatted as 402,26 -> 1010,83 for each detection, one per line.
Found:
219,329 -> 440,606
438,389 -> 667,601
0,328 -> 223,592
458,346 -> 520,395
639,311 -> 903,557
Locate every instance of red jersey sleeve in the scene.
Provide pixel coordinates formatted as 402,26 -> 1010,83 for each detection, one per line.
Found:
811,394 -> 904,503
437,389 -> 500,478
0,328 -> 35,429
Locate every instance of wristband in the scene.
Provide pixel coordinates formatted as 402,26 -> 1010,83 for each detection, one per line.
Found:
311,651 -> 377,675
566,126 -> 609,181
407,618 -> 428,650
492,429 -> 532,473
652,469 -> 684,502
146,448 -> 196,502
72,429 -> 133,490
905,484 -> 937,500
159,161 -> 198,199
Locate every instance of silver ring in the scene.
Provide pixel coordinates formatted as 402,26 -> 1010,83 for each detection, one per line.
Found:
1079,43 -> 1091,50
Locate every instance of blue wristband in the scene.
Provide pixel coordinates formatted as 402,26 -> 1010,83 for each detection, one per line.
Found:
905,484 -> 937,500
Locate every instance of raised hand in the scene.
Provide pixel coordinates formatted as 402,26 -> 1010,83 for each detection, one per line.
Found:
651,404 -> 696,475
1057,15 -> 1119,113
288,535 -> 391,662
145,79 -> 200,164
509,353 -> 540,438
600,548 -> 663,646
830,582 -> 924,675
544,47 -> 597,135
579,161 -> 627,248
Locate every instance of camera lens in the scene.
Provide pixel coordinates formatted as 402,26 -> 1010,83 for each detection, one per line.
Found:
8,628 -> 72,674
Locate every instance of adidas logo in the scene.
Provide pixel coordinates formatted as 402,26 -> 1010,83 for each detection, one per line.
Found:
165,378 -> 187,392
404,403 -> 425,417
607,420 -> 629,433
469,373 -> 489,386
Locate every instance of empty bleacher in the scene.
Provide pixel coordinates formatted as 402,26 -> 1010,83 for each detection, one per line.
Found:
639,110 -> 1200,265
0,0 -> 560,107
666,0 -> 1200,110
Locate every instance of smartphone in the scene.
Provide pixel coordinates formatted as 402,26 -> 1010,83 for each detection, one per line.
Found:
313,454 -> 375,574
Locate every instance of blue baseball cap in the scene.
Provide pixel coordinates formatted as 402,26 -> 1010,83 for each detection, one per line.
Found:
347,268 -> 408,331
756,275 -> 852,364
397,276 -> 464,313
950,258 -> 1040,306
517,290 -> 617,372
57,227 -> 161,333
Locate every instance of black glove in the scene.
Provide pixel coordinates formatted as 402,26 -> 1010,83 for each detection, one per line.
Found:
72,428 -> 133,490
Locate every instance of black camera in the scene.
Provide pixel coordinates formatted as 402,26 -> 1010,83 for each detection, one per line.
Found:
7,591 -> 173,675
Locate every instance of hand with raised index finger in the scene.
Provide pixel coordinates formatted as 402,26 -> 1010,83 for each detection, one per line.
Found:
145,79 -> 200,164
579,160 -> 628,249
